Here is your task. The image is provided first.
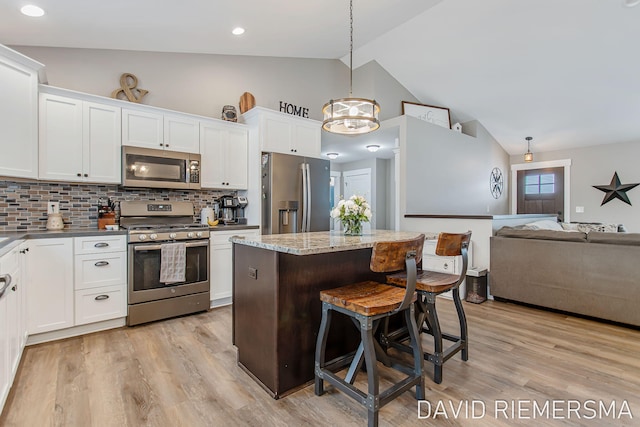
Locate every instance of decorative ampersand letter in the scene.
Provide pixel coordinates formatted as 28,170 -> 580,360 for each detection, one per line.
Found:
111,73 -> 148,103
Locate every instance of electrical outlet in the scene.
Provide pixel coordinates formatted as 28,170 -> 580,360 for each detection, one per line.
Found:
48,201 -> 59,214
576,206 -> 585,213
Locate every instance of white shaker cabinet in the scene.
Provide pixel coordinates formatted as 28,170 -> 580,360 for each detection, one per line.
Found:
200,120 -> 249,190
210,229 -> 259,304
25,238 -> 74,335
122,109 -> 200,153
73,235 -> 127,326
39,92 -> 121,183
0,242 -> 27,413
242,107 -> 321,158
0,46 -> 42,179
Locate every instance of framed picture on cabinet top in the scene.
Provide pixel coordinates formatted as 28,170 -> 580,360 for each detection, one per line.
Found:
401,101 -> 451,129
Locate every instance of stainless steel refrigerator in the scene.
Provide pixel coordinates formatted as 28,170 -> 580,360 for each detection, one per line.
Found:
261,152 -> 330,234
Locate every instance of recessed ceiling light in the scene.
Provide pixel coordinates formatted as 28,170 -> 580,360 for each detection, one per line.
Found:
326,153 -> 339,160
366,145 -> 380,152
20,4 -> 45,17
232,27 -> 245,36
623,0 -> 640,7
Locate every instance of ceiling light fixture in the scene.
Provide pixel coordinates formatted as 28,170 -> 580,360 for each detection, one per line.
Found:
322,0 -> 380,135
623,0 -> 640,7
326,153 -> 339,160
20,4 -> 45,17
524,136 -> 534,163
366,144 -> 380,152
232,27 -> 245,36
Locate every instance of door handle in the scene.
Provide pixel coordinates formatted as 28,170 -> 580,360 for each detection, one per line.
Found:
0,274 -> 12,298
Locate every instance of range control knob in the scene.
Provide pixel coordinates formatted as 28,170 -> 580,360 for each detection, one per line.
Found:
169,232 -> 177,239
187,232 -> 195,238
149,234 -> 158,240
196,231 -> 203,237
138,234 -> 147,241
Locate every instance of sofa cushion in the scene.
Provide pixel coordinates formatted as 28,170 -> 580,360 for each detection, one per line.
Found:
523,219 -> 564,231
587,232 -> 640,246
495,227 -> 587,242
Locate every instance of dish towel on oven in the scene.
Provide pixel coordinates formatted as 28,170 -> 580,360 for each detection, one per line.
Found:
160,242 -> 186,284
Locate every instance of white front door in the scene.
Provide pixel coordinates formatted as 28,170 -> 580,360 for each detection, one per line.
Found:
343,168 -> 373,230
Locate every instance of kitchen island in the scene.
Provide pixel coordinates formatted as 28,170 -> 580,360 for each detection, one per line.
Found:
231,230 -> 433,398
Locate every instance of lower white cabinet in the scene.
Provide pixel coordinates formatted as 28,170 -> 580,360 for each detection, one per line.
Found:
26,235 -> 128,336
75,285 -> 126,326
26,238 -> 74,335
1,241 -> 27,412
210,229 -> 259,303
73,235 -> 127,326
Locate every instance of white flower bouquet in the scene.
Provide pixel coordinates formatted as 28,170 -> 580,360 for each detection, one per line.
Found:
330,195 -> 372,235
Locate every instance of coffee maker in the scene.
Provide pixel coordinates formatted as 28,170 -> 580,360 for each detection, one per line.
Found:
218,195 -> 248,224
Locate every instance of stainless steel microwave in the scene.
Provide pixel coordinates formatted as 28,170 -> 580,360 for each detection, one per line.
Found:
122,146 -> 201,189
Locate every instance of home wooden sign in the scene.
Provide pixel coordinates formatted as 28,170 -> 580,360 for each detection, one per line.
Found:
279,101 -> 310,118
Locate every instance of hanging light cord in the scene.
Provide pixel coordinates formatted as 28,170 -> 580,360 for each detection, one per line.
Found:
349,0 -> 353,97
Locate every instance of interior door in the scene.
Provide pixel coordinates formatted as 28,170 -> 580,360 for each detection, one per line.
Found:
343,168 -> 373,230
517,167 -> 565,221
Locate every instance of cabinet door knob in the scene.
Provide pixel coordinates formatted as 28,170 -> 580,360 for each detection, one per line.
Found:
84,173 -> 88,177
159,143 -> 164,147
94,261 -> 110,267
165,144 -> 169,148
94,294 -> 110,301
77,173 -> 82,177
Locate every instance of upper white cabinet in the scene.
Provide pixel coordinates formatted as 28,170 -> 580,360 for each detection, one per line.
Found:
200,119 -> 248,190
122,109 -> 200,153
0,46 -> 43,179
242,107 -> 321,158
39,91 -> 121,183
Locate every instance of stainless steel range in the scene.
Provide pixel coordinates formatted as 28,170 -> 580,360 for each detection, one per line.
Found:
120,201 -> 210,326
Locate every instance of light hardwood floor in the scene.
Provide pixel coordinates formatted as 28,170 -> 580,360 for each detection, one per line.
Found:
2,300 -> 639,426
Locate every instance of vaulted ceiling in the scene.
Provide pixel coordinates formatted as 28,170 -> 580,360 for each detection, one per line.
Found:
2,0 -> 639,159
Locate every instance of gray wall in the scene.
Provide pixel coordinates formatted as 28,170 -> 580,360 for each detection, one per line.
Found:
12,46 -> 347,122
405,117 -> 510,215
510,140 -> 640,232
330,157 -> 392,230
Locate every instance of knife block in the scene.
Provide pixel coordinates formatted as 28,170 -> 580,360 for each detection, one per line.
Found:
98,212 -> 116,229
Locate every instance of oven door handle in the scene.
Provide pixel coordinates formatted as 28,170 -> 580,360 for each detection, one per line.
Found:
133,241 -> 209,251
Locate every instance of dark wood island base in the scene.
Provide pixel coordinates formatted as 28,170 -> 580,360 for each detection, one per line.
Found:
231,230 -> 431,398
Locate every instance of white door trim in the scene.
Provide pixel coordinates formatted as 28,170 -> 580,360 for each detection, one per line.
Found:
510,159 -> 572,222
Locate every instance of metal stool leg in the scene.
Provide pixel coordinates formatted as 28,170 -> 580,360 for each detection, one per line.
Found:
452,288 -> 469,361
315,302 -> 332,396
404,303 -> 425,400
359,315 -> 380,427
423,293 -> 444,384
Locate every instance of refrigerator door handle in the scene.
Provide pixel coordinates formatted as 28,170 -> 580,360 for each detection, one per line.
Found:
306,163 -> 312,231
301,163 -> 308,232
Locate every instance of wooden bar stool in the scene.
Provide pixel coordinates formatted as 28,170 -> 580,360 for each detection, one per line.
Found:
385,231 -> 471,384
314,234 -> 425,427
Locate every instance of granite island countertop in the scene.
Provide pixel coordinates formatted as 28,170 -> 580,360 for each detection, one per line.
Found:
229,229 -> 439,255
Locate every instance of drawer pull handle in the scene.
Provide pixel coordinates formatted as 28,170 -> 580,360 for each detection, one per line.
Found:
443,263 -> 449,270
94,242 -> 110,248
94,261 -> 110,267
95,294 -> 110,301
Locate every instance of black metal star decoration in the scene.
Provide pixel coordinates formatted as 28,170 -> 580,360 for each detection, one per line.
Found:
593,172 -> 639,206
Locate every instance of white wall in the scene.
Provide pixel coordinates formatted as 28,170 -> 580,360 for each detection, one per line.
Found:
403,117 -> 511,215
509,140 -> 640,232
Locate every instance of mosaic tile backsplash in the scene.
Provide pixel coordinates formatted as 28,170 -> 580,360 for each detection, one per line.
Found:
0,180 -> 229,232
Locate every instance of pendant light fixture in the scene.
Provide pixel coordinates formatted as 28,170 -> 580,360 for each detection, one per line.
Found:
322,0 -> 380,135
524,136 -> 534,162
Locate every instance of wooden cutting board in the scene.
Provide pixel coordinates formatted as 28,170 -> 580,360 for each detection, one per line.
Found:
239,92 -> 256,114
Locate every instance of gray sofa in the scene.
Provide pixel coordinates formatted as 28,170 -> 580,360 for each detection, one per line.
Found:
490,228 -> 640,327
